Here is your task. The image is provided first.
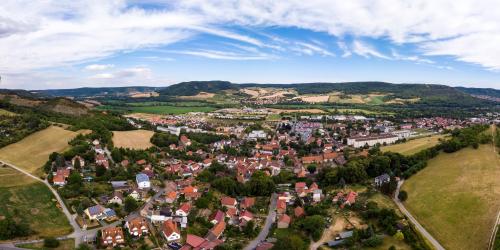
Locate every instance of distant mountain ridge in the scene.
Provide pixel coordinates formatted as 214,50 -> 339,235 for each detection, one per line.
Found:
34,86 -> 161,98
10,81 -> 499,106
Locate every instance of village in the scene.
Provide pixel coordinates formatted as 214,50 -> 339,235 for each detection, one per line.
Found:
42,109 -> 494,250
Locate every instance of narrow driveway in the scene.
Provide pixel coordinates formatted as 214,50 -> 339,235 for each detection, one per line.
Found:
394,180 -> 445,250
244,193 -> 277,250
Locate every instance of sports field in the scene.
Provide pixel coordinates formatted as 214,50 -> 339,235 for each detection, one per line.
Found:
0,166 -> 72,238
402,145 -> 500,250
381,134 -> 445,155
112,130 -> 154,150
0,126 -> 88,174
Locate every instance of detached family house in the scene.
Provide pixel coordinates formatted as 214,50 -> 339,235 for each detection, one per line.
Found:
125,217 -> 149,237
162,220 -> 181,242
136,173 -> 151,189
101,227 -> 125,247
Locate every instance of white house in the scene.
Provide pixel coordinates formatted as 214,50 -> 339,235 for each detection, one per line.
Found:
247,130 -> 267,140
162,220 -> 181,242
136,173 -> 150,189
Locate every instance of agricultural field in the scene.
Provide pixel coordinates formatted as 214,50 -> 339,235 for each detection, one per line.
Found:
381,134 -> 446,155
0,126 -> 87,174
0,166 -> 72,238
402,145 -> 500,250
112,130 -> 154,150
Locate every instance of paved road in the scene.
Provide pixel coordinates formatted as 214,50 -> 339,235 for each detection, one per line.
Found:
244,193 -> 277,250
394,180 -> 445,250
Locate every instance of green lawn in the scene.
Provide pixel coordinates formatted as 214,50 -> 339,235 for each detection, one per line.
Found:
402,145 -> 500,250
381,134 -> 445,155
0,167 -> 72,238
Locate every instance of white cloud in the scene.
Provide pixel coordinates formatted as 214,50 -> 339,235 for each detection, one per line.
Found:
337,41 -> 352,58
89,67 -> 152,80
294,41 -> 334,57
85,64 -> 115,71
171,49 -> 275,60
1,0 -> 500,88
174,0 -> 500,70
351,40 -> 391,59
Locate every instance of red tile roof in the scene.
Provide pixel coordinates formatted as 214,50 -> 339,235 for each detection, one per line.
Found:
162,220 -> 179,236
186,234 -> 205,247
221,196 -> 237,206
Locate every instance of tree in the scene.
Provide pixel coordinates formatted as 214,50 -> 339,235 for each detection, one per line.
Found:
272,234 -> 307,250
301,215 -> 326,241
76,244 -> 93,250
67,171 -> 83,187
393,231 -> 405,241
95,165 -> 107,177
212,177 -> 239,196
73,158 -> 81,170
195,197 -> 210,209
124,196 -> 139,213
398,190 -> 408,202
0,218 -> 31,240
43,237 -> 60,248
307,164 -> 317,174
246,171 -> 275,196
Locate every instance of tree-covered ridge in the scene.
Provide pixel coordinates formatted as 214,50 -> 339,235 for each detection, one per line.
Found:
158,81 -> 493,106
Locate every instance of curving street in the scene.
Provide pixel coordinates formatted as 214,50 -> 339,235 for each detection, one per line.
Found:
244,193 -> 277,250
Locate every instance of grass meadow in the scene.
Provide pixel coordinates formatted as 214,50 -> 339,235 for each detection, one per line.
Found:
402,145 -> 500,250
0,166 -> 72,238
381,134 -> 446,155
112,129 -> 154,150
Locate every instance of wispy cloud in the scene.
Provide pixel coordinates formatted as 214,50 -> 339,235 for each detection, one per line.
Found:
351,40 -> 391,59
170,49 -> 276,60
84,64 -> 114,71
295,41 -> 334,57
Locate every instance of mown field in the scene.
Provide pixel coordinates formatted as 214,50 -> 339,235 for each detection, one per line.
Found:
381,134 -> 445,155
0,166 -> 72,238
0,126 -> 88,174
402,145 -> 500,250
112,129 -> 154,150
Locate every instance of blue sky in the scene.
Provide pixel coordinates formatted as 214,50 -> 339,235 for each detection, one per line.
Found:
1,0 -> 500,89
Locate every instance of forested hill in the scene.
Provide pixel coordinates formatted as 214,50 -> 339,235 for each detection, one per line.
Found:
158,81 -> 493,106
34,86 -> 161,98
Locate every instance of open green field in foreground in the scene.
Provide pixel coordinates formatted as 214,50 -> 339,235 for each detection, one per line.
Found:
0,126 -> 87,174
97,104 -> 216,114
0,166 -> 72,238
402,145 -> 500,250
381,134 -> 445,155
